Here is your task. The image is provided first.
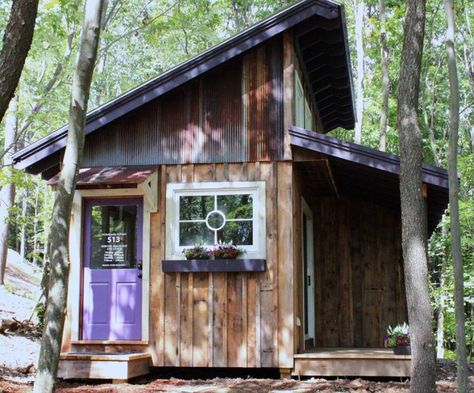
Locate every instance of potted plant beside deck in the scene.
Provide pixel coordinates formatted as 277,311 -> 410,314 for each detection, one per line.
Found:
386,323 -> 411,355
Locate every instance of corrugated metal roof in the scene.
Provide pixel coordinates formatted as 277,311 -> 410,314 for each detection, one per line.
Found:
47,166 -> 157,186
13,0 -> 354,174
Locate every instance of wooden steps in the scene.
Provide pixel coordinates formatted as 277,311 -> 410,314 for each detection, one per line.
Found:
293,348 -> 411,377
58,352 -> 151,380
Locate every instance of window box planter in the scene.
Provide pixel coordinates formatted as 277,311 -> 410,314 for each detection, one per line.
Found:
162,259 -> 266,273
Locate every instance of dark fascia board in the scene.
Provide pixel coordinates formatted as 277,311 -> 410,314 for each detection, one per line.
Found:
339,4 -> 356,126
13,0 -> 344,172
289,126 -> 449,189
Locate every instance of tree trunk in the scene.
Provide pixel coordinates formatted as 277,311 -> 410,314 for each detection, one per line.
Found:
378,0 -> 389,152
19,189 -> 28,262
231,0 -> 251,31
33,1 -> 104,391
32,186 -> 40,266
470,127 -> 474,154
436,221 -> 448,360
0,0 -> 39,125
397,0 -> 436,392
0,95 -> 18,285
422,63 -> 443,167
443,0 -> 469,390
436,255 -> 446,359
354,0 -> 365,144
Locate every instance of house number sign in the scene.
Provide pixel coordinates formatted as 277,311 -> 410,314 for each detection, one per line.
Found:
100,232 -> 128,268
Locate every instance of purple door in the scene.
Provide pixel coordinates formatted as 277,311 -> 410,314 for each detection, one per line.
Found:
82,198 -> 143,340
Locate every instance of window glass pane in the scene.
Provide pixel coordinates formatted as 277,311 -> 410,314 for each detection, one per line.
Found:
218,221 -> 253,245
180,195 -> 214,220
179,222 -> 214,246
295,75 -> 305,128
304,101 -> 312,129
90,205 -> 137,269
217,195 -> 253,219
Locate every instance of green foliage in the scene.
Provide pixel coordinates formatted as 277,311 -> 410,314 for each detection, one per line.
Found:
34,302 -> 46,330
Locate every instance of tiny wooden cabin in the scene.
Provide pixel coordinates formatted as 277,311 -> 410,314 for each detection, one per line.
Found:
14,0 -> 449,381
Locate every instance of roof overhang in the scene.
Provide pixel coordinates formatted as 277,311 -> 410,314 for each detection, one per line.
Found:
293,6 -> 355,131
47,166 -> 158,188
48,166 -> 159,211
289,126 -> 449,234
13,0 -> 354,175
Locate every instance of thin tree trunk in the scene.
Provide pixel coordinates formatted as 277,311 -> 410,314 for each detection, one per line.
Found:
422,64 -> 443,167
470,127 -> 474,154
43,187 -> 50,267
0,0 -> 39,124
436,254 -> 446,359
32,186 -> 40,266
443,0 -> 469,390
231,0 -> 251,31
0,95 -> 18,285
33,0 -> 104,391
354,0 -> 365,144
19,189 -> 28,262
397,0 -> 436,392
378,0 -> 389,152
435,221 -> 448,360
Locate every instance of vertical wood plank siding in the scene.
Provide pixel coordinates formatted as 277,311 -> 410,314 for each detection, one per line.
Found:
82,39 -> 283,167
310,197 -> 407,348
148,162 -> 291,368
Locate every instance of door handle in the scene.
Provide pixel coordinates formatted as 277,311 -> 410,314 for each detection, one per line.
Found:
138,273 -> 143,279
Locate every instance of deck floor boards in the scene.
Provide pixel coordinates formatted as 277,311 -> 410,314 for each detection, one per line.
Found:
293,347 -> 411,377
295,347 -> 411,360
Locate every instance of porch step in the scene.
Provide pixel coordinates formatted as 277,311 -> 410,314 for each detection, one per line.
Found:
59,352 -> 151,380
293,348 -> 410,377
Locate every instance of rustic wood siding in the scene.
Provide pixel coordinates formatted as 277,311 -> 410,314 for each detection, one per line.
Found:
245,39 -> 284,161
148,162 -> 293,368
311,197 -> 407,348
82,39 -> 283,167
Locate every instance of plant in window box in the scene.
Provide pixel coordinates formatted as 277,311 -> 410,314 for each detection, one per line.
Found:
212,242 -> 245,259
385,322 -> 411,355
182,244 -> 211,260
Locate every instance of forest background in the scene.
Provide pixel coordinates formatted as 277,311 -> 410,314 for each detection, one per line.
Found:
0,0 -> 472,360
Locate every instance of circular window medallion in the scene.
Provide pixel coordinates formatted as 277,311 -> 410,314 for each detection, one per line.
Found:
205,210 -> 225,231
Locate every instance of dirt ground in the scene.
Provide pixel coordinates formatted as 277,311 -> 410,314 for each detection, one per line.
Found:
0,362 -> 473,393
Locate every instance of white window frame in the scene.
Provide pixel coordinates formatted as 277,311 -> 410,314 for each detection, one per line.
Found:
295,72 -> 305,128
304,99 -> 312,130
295,71 -> 313,130
166,181 -> 266,260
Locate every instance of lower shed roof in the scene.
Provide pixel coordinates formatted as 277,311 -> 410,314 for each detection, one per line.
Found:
289,126 -> 449,234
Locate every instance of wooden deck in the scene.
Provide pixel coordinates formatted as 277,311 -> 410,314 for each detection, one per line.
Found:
58,352 -> 151,381
293,348 -> 411,377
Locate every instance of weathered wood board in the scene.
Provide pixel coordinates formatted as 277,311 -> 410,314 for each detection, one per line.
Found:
308,195 -> 407,348
148,162 -> 288,368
